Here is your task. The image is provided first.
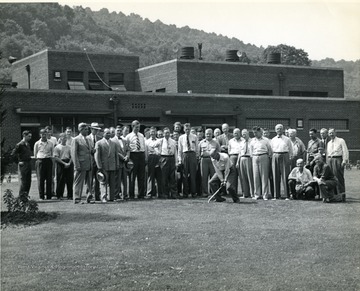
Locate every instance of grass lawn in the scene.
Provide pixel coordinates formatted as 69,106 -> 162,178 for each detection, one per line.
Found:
1,170 -> 360,290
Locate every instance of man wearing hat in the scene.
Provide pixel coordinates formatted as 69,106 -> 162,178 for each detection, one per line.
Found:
95,128 -> 118,202
71,123 -> 93,204
87,122 -> 101,201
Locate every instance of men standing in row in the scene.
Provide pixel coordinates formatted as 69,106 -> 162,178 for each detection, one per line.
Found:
87,122 -> 101,201
54,133 -> 73,199
126,120 -> 146,199
11,130 -> 33,196
250,127 -> 272,200
326,128 -> 349,197
159,127 -> 179,199
271,124 -> 293,200
198,128 -> 220,197
95,128 -> 118,202
72,123 -> 93,204
34,129 -> 54,200
178,123 -> 198,198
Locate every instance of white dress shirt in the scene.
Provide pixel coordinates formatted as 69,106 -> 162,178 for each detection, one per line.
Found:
326,136 -> 349,162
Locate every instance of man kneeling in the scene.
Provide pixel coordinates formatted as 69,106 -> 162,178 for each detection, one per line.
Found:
288,158 -> 315,200
208,149 -> 240,203
313,154 -> 345,203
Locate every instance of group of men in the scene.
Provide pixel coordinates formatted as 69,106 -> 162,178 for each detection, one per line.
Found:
11,120 -> 349,204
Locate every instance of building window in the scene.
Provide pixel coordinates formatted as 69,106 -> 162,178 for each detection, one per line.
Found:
297,119 -> 304,129
229,89 -> 273,96
88,72 -> 106,91
54,71 -> 61,81
309,119 -> 349,131
109,73 -> 126,91
246,118 -> 290,131
289,91 -> 328,97
67,71 -> 85,90
156,88 -> 166,92
131,103 -> 146,109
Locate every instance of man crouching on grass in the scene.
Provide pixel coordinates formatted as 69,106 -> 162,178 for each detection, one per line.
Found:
209,149 -> 240,203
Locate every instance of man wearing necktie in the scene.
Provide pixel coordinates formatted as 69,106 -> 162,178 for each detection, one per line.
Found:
95,128 -> 118,202
178,123 -> 199,198
319,128 -> 330,160
71,123 -> 93,204
126,120 -> 146,199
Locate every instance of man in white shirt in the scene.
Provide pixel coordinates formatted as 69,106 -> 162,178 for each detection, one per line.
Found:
326,128 -> 349,197
271,124 -> 293,200
178,123 -> 198,198
209,150 -> 240,203
228,128 -> 242,195
237,129 -> 254,198
145,127 -> 163,198
288,158 -> 314,200
159,127 -> 179,199
126,120 -> 146,199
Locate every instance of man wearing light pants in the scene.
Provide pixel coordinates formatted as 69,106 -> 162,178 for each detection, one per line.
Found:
236,129 -> 254,198
271,124 -> 293,200
250,127 -> 273,200
228,128 -> 242,196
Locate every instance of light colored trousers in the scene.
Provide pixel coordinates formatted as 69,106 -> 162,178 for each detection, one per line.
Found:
253,154 -> 271,198
73,169 -> 92,200
272,153 -> 290,198
239,156 -> 254,197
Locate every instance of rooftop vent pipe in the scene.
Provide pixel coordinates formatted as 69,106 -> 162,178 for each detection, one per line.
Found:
267,52 -> 281,64
225,50 -> 239,62
180,47 -> 195,59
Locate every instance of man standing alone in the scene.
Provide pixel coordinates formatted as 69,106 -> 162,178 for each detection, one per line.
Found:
12,130 -> 33,196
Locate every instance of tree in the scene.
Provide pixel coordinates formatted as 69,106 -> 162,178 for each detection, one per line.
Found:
261,44 -> 311,66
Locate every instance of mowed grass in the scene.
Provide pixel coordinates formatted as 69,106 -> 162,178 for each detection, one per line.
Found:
1,170 -> 360,291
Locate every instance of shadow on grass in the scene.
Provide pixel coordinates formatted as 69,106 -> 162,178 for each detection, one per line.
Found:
1,211 -> 58,229
52,212 -> 137,225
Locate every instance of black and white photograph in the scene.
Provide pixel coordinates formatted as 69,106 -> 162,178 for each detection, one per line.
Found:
1,0 -> 360,290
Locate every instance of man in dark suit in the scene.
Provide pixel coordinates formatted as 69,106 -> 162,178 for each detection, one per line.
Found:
71,123 -> 93,204
95,128 -> 119,202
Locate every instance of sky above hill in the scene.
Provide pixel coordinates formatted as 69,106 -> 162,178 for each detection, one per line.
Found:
5,0 -> 360,61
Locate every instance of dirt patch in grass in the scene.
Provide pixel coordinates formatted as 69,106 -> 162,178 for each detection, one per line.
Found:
1,211 -> 58,229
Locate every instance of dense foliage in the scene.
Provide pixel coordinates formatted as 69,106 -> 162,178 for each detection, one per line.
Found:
0,3 -> 358,99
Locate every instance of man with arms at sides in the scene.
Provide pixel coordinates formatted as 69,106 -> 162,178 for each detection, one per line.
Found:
11,130 -> 33,196
288,158 -> 315,200
126,120 -> 146,199
249,127 -> 272,200
113,126 -> 130,200
306,128 -> 321,174
209,149 -> 240,203
227,128 -> 242,196
178,123 -> 199,198
159,127 -> 179,199
45,125 -> 57,197
319,128 -> 330,160
87,122 -> 101,201
326,128 -> 349,198
172,131 -> 183,196
218,123 -> 233,153
237,128 -> 255,198
262,128 -> 274,198
145,127 -> 163,198
288,128 -> 306,170
313,154 -> 345,203
95,128 -> 118,203
270,124 -> 293,200
71,123 -> 93,204
34,128 -> 54,200
54,133 -> 73,200
198,128 -> 221,198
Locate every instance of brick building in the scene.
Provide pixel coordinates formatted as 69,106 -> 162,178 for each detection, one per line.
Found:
3,49 -> 360,164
